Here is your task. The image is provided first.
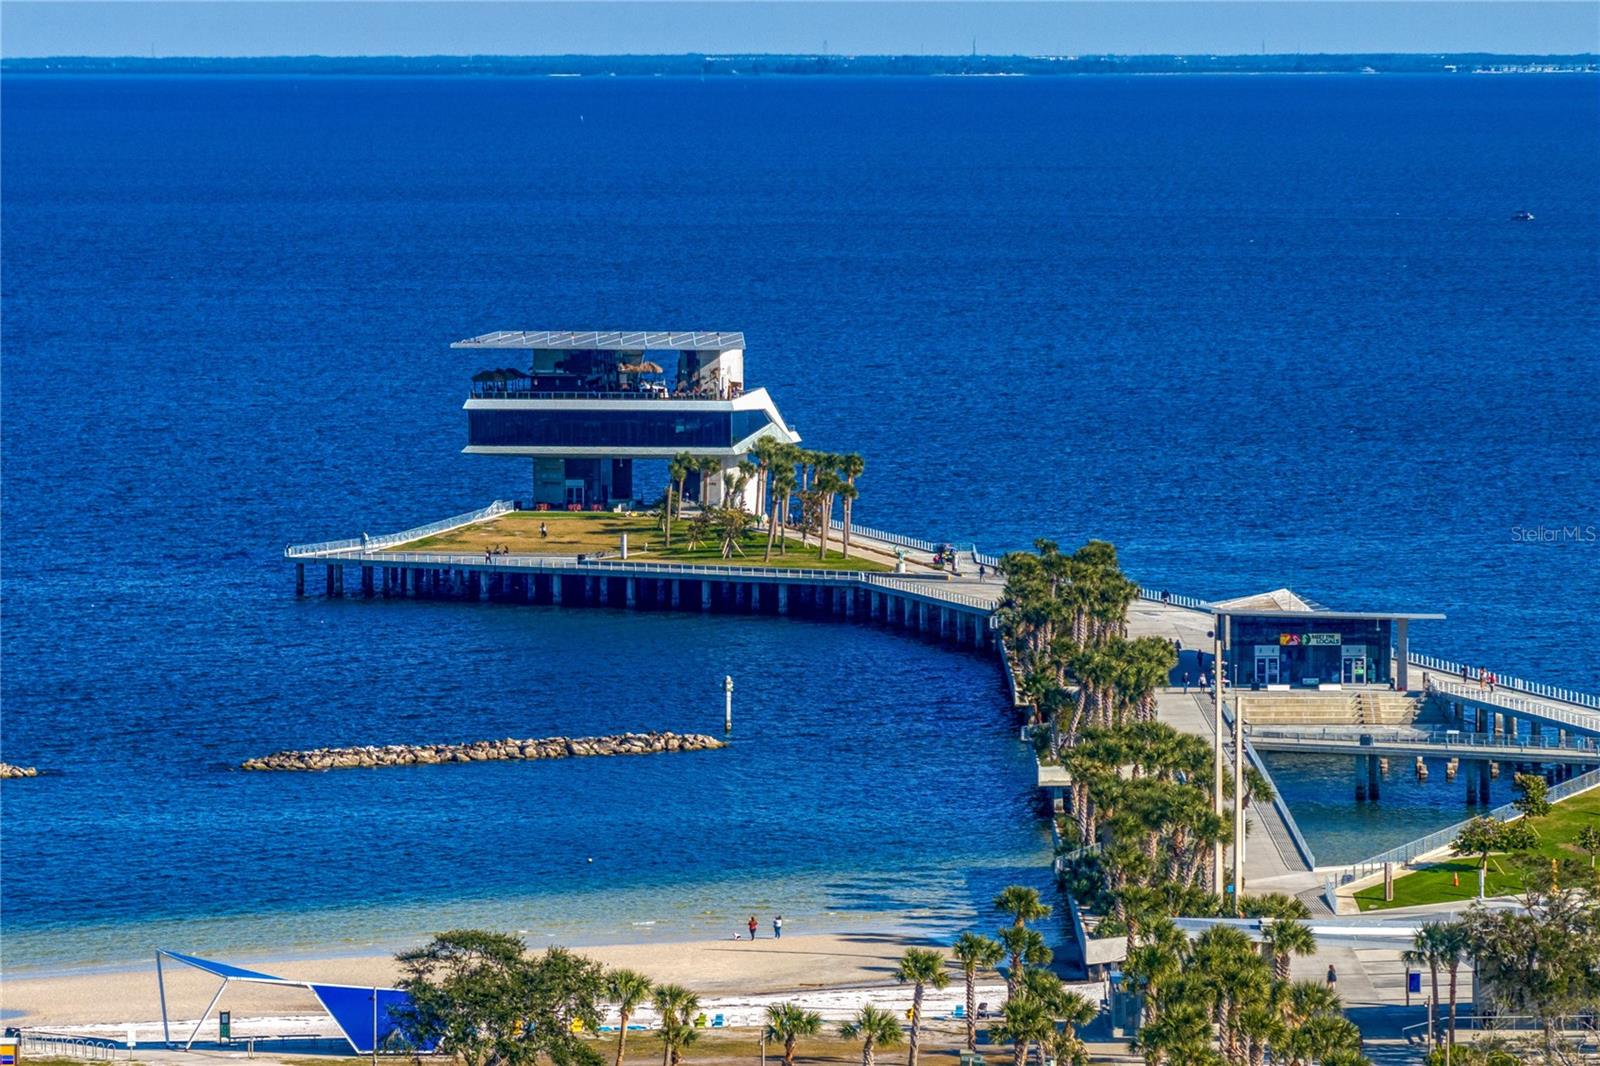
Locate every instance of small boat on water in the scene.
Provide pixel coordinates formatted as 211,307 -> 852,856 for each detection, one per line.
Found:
1511,210 -> 1535,222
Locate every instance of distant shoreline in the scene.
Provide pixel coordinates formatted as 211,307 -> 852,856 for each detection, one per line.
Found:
4,52 -> 1597,77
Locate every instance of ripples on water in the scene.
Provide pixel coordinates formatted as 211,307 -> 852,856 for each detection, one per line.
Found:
3,74 -> 1597,969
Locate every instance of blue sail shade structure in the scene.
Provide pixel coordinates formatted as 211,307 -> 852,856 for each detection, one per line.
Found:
154,949 -> 427,1054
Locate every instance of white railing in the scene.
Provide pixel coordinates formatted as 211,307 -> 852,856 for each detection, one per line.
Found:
285,500 -> 515,558
1412,652 -> 1600,711
1338,765 -> 1600,881
1222,703 -> 1318,870
21,1032 -> 124,1061
1250,724 -> 1600,756
829,519 -> 940,555
1427,680 -> 1600,734
1137,587 -> 1214,611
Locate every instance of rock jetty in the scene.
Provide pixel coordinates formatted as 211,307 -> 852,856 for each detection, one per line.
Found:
1,763 -> 39,779
240,731 -> 725,772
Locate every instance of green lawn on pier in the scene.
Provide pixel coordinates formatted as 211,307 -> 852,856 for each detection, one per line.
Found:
1355,787 -> 1600,910
393,510 -> 895,572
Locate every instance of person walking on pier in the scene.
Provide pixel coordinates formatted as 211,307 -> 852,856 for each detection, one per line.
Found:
540,521 -> 549,539
1326,964 -> 1338,991
748,915 -> 759,941
1182,671 -> 1190,693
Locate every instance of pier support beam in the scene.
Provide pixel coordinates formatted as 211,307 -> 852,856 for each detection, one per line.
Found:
361,566 -> 374,598
701,582 -> 712,611
326,565 -> 337,597
777,585 -> 789,615
1368,754 -> 1381,801
1355,758 -> 1367,802
972,614 -> 984,648
671,580 -> 681,609
296,562 -> 305,597
625,578 -> 636,609
916,602 -> 928,633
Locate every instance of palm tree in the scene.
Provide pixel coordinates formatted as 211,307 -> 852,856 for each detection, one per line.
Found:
606,968 -> 655,1066
1436,920 -> 1469,1052
653,984 -> 701,1066
950,933 -> 1004,1050
1402,922 -> 1454,1049
765,463 -> 796,562
814,468 -> 842,559
670,452 -> 693,519
894,948 -> 950,1066
695,456 -> 721,508
1260,918 -> 1317,981
994,885 -> 1053,929
838,453 -> 864,557
838,1005 -> 903,1066
1043,991 -> 1099,1066
763,1003 -> 823,1066
996,925 -> 1050,998
990,994 -> 1052,1066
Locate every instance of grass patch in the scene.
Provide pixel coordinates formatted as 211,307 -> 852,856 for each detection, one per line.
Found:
393,511 -> 892,572
1356,786 -> 1600,911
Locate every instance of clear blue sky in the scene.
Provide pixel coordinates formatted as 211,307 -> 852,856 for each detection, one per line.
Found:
2,1 -> 1596,58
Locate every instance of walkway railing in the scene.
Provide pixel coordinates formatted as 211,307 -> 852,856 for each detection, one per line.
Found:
1223,703 -> 1317,870
285,501 -> 514,558
1137,588 -> 1215,611
1337,766 -> 1600,882
1427,678 -> 1600,732
1413,652 -> 1600,711
1250,725 -> 1600,756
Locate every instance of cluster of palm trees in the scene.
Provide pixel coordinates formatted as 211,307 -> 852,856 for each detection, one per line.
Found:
1400,920 -> 1468,1055
746,440 -> 865,562
996,541 -> 1242,921
1129,915 -> 1364,1066
657,445 -> 865,563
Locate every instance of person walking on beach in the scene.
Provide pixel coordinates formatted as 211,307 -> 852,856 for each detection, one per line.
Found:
748,915 -> 759,941
773,915 -> 782,939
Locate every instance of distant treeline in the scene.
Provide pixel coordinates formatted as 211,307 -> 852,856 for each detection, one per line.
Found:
5,52 -> 1598,76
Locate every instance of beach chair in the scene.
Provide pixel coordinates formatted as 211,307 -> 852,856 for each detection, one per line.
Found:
711,1015 -> 725,1029
952,1005 -> 966,1020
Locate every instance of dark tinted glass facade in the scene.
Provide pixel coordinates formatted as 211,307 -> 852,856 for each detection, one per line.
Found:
468,409 -> 772,449
1224,616 -> 1394,687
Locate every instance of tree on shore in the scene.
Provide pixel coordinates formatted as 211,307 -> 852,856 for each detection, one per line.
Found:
605,969 -> 655,1066
392,931 -> 607,1066
996,925 -> 1051,999
765,461 -> 796,561
990,994 -> 1051,1066
995,885 -> 1053,929
950,933 -> 1004,1050
763,1003 -> 823,1066
894,948 -> 949,1066
1451,816 -> 1537,897
652,984 -> 701,1066
838,1004 -> 903,1066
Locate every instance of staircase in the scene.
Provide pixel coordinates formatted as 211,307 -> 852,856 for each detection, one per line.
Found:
1238,690 -> 1421,727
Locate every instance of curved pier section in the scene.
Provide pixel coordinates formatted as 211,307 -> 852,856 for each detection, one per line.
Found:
241,731 -> 726,772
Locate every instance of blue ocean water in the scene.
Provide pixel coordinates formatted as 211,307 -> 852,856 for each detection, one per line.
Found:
3,74 -> 1598,971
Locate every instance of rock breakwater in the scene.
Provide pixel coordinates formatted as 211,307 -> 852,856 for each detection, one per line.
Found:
240,731 -> 725,772
1,763 -> 39,779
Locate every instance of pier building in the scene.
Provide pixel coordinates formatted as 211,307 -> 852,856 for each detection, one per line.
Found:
455,331 -> 800,511
1212,588 -> 1442,692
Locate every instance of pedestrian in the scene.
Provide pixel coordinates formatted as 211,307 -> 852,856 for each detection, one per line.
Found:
1182,672 -> 1190,693
484,549 -> 492,564
748,915 -> 758,941
1326,964 -> 1338,990
540,521 -> 549,539
773,915 -> 782,939
978,564 -> 986,581
1199,672 -> 1210,691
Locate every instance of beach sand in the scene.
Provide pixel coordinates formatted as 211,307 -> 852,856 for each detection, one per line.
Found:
2,931 -> 976,1029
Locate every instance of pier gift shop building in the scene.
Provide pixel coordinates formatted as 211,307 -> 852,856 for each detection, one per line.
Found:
1212,588 -> 1443,692
457,331 -> 800,511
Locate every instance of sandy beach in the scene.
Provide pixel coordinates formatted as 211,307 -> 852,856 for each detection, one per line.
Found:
2,932 -> 1034,1033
